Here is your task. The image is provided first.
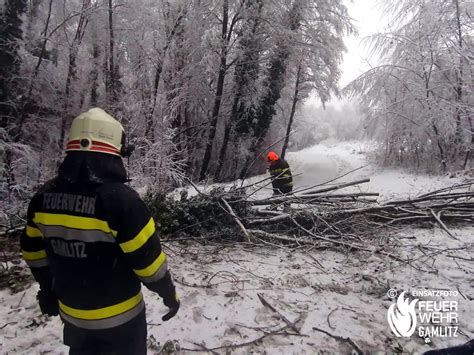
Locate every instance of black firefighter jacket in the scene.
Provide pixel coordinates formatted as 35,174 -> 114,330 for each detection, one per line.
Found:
269,158 -> 293,194
20,152 -> 175,330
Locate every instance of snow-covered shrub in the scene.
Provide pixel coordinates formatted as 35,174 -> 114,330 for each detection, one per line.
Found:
144,187 -> 249,239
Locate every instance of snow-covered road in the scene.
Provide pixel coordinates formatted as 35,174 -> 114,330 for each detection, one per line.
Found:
287,145 -> 342,188
287,142 -> 466,201
1,141 -> 472,354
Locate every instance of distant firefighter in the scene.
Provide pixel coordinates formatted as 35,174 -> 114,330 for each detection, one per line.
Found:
267,151 -> 293,195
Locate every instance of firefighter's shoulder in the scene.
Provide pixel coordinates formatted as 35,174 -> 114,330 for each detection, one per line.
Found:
28,177 -> 60,210
97,182 -> 149,220
35,177 -> 60,194
98,182 -> 142,204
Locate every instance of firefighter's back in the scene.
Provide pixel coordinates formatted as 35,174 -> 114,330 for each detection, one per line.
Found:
32,177 -> 144,328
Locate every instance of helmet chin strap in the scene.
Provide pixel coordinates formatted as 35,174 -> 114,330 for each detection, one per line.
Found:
120,144 -> 135,158
125,154 -> 130,182
121,133 -> 135,182
120,131 -> 135,158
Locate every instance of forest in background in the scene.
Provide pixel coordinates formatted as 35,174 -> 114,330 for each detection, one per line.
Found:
0,0 -> 351,205
1,0 -> 473,225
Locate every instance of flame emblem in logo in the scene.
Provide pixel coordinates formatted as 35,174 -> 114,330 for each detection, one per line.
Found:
387,291 -> 418,337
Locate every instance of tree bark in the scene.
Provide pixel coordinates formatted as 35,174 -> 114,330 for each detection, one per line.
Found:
463,116 -> 473,170
281,63 -> 301,160
199,0 -> 229,181
215,113 -> 234,180
453,0 -> 464,162
90,25 -> 100,106
106,0 -> 117,105
432,122 -> 447,172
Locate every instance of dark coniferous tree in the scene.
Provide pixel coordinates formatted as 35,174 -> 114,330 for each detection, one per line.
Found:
0,0 -> 27,130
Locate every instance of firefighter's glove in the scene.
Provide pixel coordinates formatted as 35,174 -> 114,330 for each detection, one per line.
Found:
37,289 -> 59,316
162,293 -> 180,321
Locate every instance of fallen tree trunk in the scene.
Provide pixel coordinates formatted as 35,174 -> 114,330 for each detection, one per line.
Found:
142,172 -> 473,256
301,178 -> 370,195
249,179 -> 376,206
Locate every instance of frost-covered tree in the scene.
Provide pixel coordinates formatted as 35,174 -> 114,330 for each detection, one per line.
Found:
0,0 -> 351,218
345,0 -> 474,172
1,0 -> 28,213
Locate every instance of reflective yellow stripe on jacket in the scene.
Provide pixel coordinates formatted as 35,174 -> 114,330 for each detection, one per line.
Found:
134,251 -> 168,282
33,213 -> 117,235
59,292 -> 145,330
118,218 -> 169,283
119,218 -> 155,253
22,249 -> 49,267
22,250 -> 47,261
22,224 -> 48,267
26,225 -> 43,238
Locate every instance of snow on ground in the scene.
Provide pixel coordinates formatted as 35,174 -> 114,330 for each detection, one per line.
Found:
286,141 -> 465,201
1,141 -> 473,354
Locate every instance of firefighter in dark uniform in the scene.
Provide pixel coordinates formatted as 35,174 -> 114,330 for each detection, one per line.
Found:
21,108 -> 180,354
267,151 -> 293,195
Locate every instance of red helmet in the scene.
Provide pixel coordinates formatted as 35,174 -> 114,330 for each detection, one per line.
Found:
267,151 -> 279,162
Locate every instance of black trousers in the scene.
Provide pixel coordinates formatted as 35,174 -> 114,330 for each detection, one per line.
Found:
63,310 -> 147,355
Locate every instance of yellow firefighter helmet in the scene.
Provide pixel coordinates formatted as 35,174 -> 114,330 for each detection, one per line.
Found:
66,108 -> 127,157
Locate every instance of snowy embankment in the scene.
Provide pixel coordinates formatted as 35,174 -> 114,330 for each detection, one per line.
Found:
1,141 -> 473,354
